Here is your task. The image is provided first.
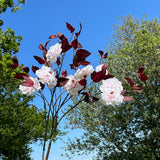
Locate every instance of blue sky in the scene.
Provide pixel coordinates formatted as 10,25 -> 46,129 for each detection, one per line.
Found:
2,0 -> 160,159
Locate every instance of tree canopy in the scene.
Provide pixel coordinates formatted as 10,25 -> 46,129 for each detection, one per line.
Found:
65,15 -> 160,160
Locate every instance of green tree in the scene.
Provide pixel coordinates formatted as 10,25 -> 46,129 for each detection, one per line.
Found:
0,2 -> 48,160
65,15 -> 160,160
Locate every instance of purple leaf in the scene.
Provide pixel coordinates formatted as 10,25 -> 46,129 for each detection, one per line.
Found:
61,70 -> 67,77
80,61 -> 90,66
22,66 -> 29,73
125,77 -> 135,87
49,34 -> 57,39
76,49 -> 91,59
98,50 -> 104,57
101,52 -> 108,59
137,66 -> 144,74
71,39 -> 78,50
75,23 -> 82,37
78,79 -> 87,86
39,43 -> 45,50
56,77 -> 69,87
32,65 -> 39,73
34,56 -> 46,64
14,73 -> 28,79
138,73 -> 148,81
56,57 -> 61,65
133,86 -> 144,92
66,22 -> 75,33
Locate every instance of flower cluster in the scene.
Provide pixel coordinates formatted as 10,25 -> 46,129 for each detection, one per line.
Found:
11,22 -> 148,106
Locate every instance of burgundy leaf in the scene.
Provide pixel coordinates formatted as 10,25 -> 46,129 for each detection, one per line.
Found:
101,52 -> 108,59
133,86 -> 144,92
70,64 -> 76,70
75,23 -> 82,37
56,57 -> 61,65
103,73 -> 114,80
66,22 -> 75,33
80,61 -> 90,66
10,64 -> 19,69
14,73 -> 28,79
137,66 -> 144,74
49,34 -> 57,39
61,37 -> 72,52
91,71 -> 104,82
123,96 -> 134,101
61,70 -> 67,77
78,79 -> 87,86
44,40 -> 50,49
77,42 -> 83,48
57,32 -> 64,40
71,39 -> 78,50
138,73 -> 148,81
22,66 -> 29,73
34,56 -> 46,64
39,43 -> 45,50
73,54 -> 84,67
125,77 -> 135,87
98,50 -> 104,57
32,65 -> 39,73
40,82 -> 45,90
56,77 -> 69,87
81,91 -> 90,102
76,49 -> 91,59
12,56 -> 18,64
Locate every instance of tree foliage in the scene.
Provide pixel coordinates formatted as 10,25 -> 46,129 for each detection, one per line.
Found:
0,2 -> 48,160
65,15 -> 160,160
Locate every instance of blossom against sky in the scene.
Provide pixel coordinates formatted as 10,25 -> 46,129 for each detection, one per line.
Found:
2,0 -> 160,159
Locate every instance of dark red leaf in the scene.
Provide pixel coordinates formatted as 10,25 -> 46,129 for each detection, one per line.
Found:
81,91 -> 90,102
133,86 -> 144,92
101,52 -> 108,59
40,82 -> 45,90
57,32 -> 64,40
77,42 -> 83,48
56,57 -> 61,65
73,54 -> 84,67
75,23 -> 82,37
61,37 -> 72,52
103,73 -> 114,80
123,96 -> 134,101
66,22 -> 75,33
138,66 -> 144,74
70,64 -> 76,70
76,49 -> 91,59
78,79 -> 87,86
10,64 -> 19,69
32,65 -> 39,73
71,39 -> 78,50
49,34 -> 57,39
98,50 -> 104,57
56,77 -> 69,87
23,66 -> 29,73
91,71 -> 104,82
12,56 -> 18,64
44,40 -> 50,49
125,77 -> 135,87
14,73 -> 28,79
39,43 -> 45,50
80,61 -> 90,66
34,56 -> 46,64
138,73 -> 148,81
61,70 -> 67,77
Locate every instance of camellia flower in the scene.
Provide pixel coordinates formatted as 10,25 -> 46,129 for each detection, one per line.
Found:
99,77 -> 124,106
36,65 -> 57,88
74,65 -> 94,80
63,75 -> 84,95
46,43 -> 62,63
19,77 -> 41,95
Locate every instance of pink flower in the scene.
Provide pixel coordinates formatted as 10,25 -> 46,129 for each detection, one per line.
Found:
36,65 -> 57,88
74,65 -> 94,80
46,43 -> 62,63
100,77 -> 124,106
63,75 -> 84,95
19,77 -> 41,95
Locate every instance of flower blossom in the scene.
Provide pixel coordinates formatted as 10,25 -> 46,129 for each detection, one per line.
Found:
74,65 -> 94,80
99,77 -> 124,106
46,43 -> 62,63
36,65 -> 57,88
63,75 -> 84,95
19,77 -> 41,95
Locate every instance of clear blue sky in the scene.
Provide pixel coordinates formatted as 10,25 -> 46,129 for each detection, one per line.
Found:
2,0 -> 160,159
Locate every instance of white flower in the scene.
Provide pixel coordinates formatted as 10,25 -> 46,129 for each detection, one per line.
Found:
96,64 -> 108,75
36,65 -> 57,88
74,65 -> 94,80
46,43 -> 62,63
19,77 -> 41,95
100,77 -> 124,106
63,75 -> 84,95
